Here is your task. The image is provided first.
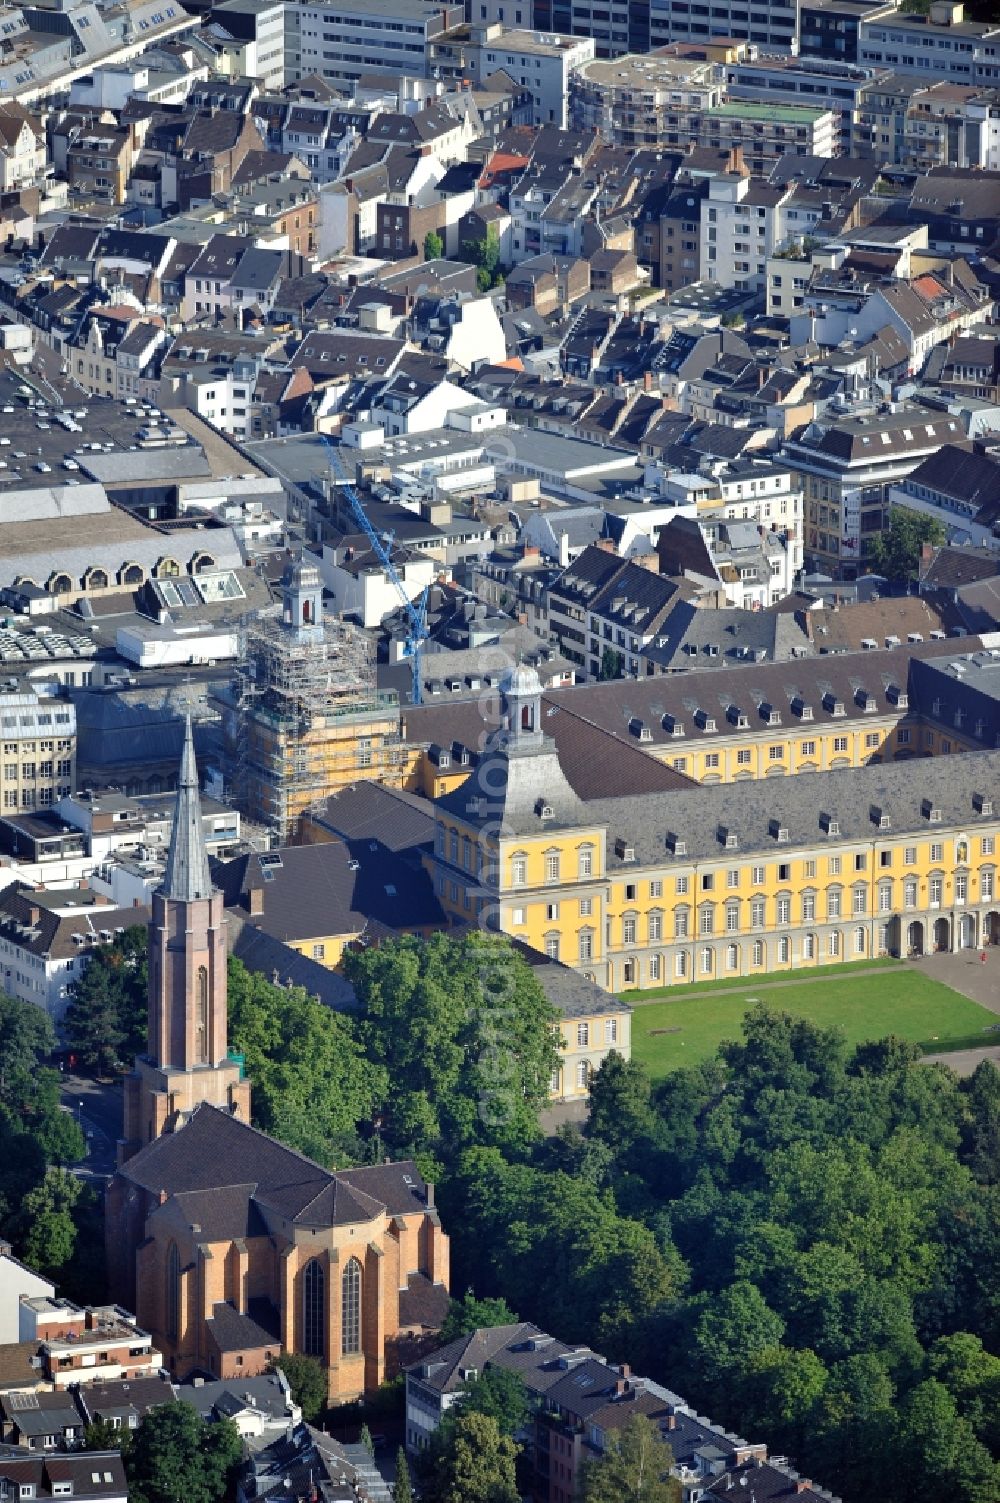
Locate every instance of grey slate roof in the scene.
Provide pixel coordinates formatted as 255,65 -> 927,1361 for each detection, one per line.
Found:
576,747 -> 1000,867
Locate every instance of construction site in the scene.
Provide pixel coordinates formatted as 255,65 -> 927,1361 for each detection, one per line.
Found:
220,560 -> 413,842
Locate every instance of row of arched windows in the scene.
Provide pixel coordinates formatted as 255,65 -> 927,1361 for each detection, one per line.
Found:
16,554 -> 218,596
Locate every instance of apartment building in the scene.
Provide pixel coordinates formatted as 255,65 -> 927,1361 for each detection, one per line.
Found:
429,665 -> 1000,994
570,52 -> 723,146
455,24 -> 596,128
859,0 -> 1000,83
0,691 -> 76,814
648,0 -> 801,55
782,401 -> 972,575
529,0 -> 648,58
294,0 -> 464,86
18,1298 -> 162,1390
207,0 -> 286,89
0,882 -> 150,1026
722,54 -> 888,154
799,0 -> 897,64
700,173 -> 788,293
697,102 -> 837,175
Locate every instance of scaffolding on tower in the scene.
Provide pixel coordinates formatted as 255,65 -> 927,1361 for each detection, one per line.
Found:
228,603 -> 402,843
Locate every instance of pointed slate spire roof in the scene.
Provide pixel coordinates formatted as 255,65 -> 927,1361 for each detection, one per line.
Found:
162,714 -> 213,902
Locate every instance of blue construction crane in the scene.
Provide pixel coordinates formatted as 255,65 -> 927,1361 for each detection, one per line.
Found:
322,437 -> 429,705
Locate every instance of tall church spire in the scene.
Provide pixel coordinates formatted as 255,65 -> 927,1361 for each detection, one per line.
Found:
162,715 -> 213,902
118,713 -> 251,1165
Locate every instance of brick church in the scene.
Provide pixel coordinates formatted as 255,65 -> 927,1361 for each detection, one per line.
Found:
105,718 -> 450,1400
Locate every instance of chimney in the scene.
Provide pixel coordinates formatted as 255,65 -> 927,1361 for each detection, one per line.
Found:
426,1181 -> 435,1209
796,1484 -> 812,1493
248,886 -> 264,917
921,541 -> 935,561
643,370 -> 653,391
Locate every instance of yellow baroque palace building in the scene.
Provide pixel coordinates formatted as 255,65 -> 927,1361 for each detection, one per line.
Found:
428,665 -> 1000,994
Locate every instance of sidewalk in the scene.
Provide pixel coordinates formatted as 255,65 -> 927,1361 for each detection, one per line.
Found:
916,950 -> 1000,1015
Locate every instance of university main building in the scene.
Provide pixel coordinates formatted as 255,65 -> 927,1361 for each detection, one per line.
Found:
105,720 -> 449,1400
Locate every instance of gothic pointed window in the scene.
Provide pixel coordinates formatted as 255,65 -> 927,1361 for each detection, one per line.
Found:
196,966 -> 208,1064
303,1258 -> 325,1357
341,1257 -> 362,1356
166,1242 -> 180,1340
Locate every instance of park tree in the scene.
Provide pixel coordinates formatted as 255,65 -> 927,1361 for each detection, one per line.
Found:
127,1405 -> 241,1503
270,1351 -> 327,1422
421,1412 -> 519,1503
63,925 -> 148,1075
345,933 -> 560,1159
581,1415 -> 681,1503
438,1290 -> 517,1344
868,508 -> 945,580
424,230 -> 444,261
227,960 -> 383,1166
587,1052 -> 655,1149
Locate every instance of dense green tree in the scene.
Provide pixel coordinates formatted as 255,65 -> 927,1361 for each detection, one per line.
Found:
270,1351 -> 327,1423
12,1166 -> 81,1279
960,1061 -> 1000,1183
868,508 -> 945,580
423,231 -> 444,261
85,1419 -> 133,1456
359,1423 -> 374,1457
460,226 -> 502,290
127,1405 -> 241,1503
587,1051 -> 655,1149
451,1367 -> 528,1439
346,934 -> 560,1159
227,960 -> 383,1166
0,990 -> 85,1279
580,1415 -> 681,1503
421,1412 -> 519,1503
62,925 -> 147,1075
438,1290 -> 518,1344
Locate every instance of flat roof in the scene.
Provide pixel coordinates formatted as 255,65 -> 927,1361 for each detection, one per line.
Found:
706,101 -> 833,122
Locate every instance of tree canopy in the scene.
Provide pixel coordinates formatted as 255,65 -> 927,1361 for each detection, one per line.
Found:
227,959 -> 383,1167
127,1405 -> 241,1503
345,932 -> 561,1162
419,1411 -> 519,1503
62,924 -> 148,1075
0,991 -> 86,1284
270,1351 -> 327,1423
438,1290 -> 518,1345
867,508 -> 945,580
438,1004 -> 1000,1503
581,1415 -> 681,1503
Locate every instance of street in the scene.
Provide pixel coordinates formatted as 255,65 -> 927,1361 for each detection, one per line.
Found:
59,1070 -> 123,1181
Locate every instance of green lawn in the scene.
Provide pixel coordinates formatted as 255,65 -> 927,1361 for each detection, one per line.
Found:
630,968 -> 1000,1076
